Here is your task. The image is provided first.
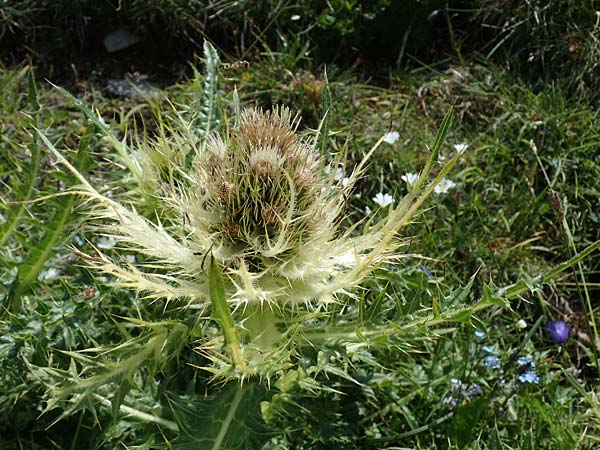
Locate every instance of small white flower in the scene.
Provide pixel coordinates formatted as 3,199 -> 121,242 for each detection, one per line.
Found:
401,172 -> 419,189
516,319 -> 527,330
454,143 -> 468,153
383,131 -> 399,145
433,178 -> 456,194
97,236 -> 117,249
291,14 -> 301,21
334,167 -> 344,180
325,164 -> 344,180
39,268 -> 60,281
373,192 -> 394,207
124,255 -> 136,264
325,164 -> 351,188
549,158 -> 561,168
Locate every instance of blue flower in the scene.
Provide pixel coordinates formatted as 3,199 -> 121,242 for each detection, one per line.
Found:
484,355 -> 501,368
465,383 -> 482,398
517,356 -> 536,368
482,345 -> 496,355
548,320 -> 571,344
474,330 -> 486,339
518,370 -> 540,384
450,378 -> 463,392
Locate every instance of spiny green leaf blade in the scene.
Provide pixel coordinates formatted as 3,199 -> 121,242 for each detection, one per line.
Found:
194,40 -> 220,138
171,383 -> 270,450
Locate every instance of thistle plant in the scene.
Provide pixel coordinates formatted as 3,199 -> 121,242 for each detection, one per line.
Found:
44,89 -> 458,375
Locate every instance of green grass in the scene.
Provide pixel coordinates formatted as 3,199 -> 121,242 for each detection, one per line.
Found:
469,0 -> 600,103
1,23 -> 600,450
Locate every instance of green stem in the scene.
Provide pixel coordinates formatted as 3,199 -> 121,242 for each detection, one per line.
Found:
304,240 -> 600,344
561,214 -> 599,373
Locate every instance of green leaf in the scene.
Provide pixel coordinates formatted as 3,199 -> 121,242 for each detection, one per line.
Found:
52,84 -> 123,151
51,83 -> 136,178
480,284 -> 510,309
445,309 -> 473,324
419,107 -> 453,188
448,396 -> 490,448
27,67 -> 40,111
194,40 -> 221,138
495,239 -> 600,299
444,270 -> 477,307
0,139 -> 41,248
111,378 -> 131,424
170,382 -> 270,450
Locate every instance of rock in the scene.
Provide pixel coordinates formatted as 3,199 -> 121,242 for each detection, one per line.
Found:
103,28 -> 141,53
105,74 -> 161,101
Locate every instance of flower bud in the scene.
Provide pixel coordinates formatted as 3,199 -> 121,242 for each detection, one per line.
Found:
218,181 -> 236,203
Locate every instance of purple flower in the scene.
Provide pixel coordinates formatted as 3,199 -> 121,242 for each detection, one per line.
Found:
548,320 -> 571,344
417,265 -> 433,278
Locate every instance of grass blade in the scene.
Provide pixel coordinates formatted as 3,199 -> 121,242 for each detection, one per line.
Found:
7,140 -> 88,311
0,68 -> 41,248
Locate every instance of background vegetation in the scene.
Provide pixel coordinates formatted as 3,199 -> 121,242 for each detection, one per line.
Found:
1,0 -> 599,448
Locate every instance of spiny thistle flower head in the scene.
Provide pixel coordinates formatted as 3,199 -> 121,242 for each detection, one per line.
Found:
159,105 -> 358,309
194,107 -> 328,262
